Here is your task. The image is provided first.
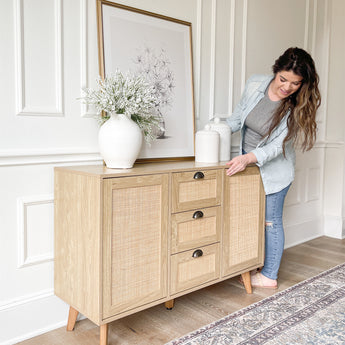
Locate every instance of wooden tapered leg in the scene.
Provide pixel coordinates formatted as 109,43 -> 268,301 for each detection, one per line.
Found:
100,324 -> 108,345
241,271 -> 252,294
66,306 -> 79,331
165,299 -> 175,310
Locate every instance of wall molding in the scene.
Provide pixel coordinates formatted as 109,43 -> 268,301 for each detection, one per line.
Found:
285,169 -> 302,207
324,214 -> 343,239
0,291 -> 70,345
17,194 -> 54,268
311,0 -> 318,57
212,0 -> 236,120
212,0 -> 245,120
284,218 -> 323,249
305,167 -> 321,202
0,289 -> 54,312
14,0 -> 64,117
304,0 -> 318,60
80,0 -> 91,117
227,0 -> 236,115
208,0 -> 217,118
240,0 -> 248,93
0,148 -> 102,166
318,141 -> 344,148
194,0 -> 202,120
79,0 -> 98,118
317,0 -> 330,137
304,0 -> 310,50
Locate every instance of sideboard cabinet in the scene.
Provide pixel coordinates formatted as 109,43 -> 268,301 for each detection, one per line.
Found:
54,162 -> 265,345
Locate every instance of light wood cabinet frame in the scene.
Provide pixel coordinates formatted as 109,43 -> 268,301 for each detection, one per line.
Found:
54,161 -> 265,345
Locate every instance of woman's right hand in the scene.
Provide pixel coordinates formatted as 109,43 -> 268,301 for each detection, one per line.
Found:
226,152 -> 257,176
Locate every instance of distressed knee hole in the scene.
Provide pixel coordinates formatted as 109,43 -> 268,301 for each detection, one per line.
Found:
265,221 -> 273,228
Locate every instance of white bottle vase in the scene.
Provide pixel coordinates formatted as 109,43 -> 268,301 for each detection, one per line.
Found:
195,124 -> 220,163
98,113 -> 143,169
209,117 -> 231,161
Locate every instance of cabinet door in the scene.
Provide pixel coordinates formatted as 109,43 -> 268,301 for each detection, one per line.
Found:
102,174 -> 168,318
222,166 -> 265,277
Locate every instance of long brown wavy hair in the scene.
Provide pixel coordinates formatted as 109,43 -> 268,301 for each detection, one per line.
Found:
266,47 -> 321,154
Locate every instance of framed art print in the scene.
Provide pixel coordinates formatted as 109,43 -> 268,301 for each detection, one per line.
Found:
97,0 -> 195,161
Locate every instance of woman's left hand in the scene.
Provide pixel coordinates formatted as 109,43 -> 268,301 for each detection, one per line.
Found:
226,152 -> 257,176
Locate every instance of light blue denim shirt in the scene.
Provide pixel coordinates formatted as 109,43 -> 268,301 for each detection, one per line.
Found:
227,74 -> 296,195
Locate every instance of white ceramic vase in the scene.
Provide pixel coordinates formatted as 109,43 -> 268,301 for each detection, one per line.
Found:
98,113 -> 143,169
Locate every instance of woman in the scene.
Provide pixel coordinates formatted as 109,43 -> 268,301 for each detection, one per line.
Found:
226,47 -> 321,289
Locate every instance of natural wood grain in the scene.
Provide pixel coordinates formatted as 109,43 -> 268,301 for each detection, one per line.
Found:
66,307 -> 79,331
102,175 -> 169,319
53,163 -> 265,345
165,299 -> 175,310
222,166 -> 265,277
170,243 -> 220,294
54,161 -> 233,179
171,206 -> 221,253
241,271 -> 252,294
100,324 -> 108,345
17,237 -> 345,345
54,169 -> 101,325
171,169 -> 223,212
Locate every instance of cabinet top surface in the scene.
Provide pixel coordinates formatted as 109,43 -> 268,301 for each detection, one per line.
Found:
54,161 -> 235,178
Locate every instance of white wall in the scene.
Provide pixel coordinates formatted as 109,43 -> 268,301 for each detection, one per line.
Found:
0,0 -> 342,344
323,0 -> 345,239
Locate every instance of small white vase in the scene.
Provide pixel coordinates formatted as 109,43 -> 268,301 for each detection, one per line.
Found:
98,113 -> 143,169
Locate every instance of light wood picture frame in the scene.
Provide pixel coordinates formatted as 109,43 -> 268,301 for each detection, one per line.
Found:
96,0 -> 195,161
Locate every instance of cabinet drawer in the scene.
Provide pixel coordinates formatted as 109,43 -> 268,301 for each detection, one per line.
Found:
170,243 -> 220,294
171,169 -> 222,212
171,206 -> 221,254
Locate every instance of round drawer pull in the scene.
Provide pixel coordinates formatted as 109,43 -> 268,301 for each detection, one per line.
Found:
193,210 -> 204,219
192,249 -> 203,258
193,171 -> 204,179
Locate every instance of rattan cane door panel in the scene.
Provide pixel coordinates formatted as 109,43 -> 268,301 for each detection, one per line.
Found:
102,174 -> 168,318
171,169 -> 222,213
222,167 -> 265,277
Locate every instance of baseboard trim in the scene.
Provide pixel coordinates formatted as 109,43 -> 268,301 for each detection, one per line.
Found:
0,320 -> 67,345
324,215 -> 343,239
284,218 -> 323,249
0,293 -> 70,345
0,289 -> 54,312
284,234 -> 323,249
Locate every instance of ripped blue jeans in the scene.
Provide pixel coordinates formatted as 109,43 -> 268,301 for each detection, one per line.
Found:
261,183 -> 291,280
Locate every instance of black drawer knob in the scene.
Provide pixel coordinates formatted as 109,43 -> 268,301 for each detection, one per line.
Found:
193,211 -> 204,219
192,249 -> 203,258
193,171 -> 204,179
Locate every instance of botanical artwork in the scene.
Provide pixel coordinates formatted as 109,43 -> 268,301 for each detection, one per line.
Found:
133,46 -> 175,139
98,1 -> 195,160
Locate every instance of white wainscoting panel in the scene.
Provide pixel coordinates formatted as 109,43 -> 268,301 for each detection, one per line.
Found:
14,0 -> 64,116
285,169 -> 303,207
306,167 -> 321,202
17,195 -> 54,268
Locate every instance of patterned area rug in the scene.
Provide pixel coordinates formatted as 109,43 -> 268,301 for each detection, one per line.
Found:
166,263 -> 345,344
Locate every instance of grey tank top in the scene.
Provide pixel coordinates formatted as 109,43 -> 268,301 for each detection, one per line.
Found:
243,86 -> 280,152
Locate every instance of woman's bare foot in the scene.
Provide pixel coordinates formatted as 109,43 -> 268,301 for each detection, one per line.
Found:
251,272 -> 278,289
250,267 -> 262,275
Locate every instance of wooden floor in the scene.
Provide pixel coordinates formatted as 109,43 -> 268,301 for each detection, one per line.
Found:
17,236 -> 345,345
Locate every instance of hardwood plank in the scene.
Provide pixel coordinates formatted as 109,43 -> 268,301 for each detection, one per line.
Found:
16,236 -> 345,345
